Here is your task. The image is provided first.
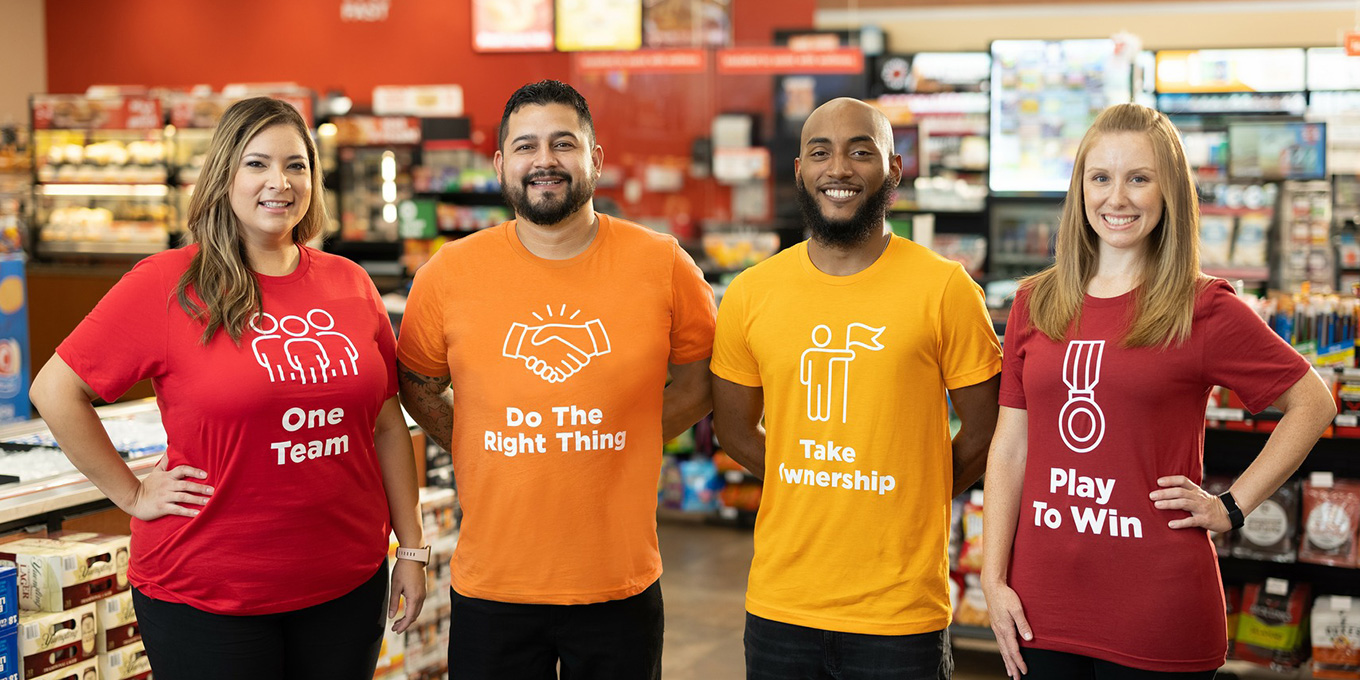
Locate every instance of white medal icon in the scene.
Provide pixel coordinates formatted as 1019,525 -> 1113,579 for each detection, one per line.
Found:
1059,340 -> 1106,453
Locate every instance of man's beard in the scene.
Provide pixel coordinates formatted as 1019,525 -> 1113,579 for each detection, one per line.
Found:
502,170 -> 595,226
795,177 -> 896,248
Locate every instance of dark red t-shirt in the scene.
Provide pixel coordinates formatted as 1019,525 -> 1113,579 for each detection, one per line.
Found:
58,245 -> 396,615
999,280 -> 1310,671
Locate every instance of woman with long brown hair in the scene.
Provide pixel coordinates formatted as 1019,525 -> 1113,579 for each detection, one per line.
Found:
981,103 -> 1335,679
31,97 -> 425,680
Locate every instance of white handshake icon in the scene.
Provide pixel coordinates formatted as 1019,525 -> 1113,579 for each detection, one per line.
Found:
502,319 -> 612,383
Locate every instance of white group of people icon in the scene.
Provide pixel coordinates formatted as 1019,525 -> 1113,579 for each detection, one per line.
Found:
249,309 -> 360,384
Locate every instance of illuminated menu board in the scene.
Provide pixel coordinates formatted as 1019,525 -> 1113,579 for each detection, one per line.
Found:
1155,49 -> 1305,93
643,0 -> 730,48
473,0 -> 554,52
556,0 -> 642,52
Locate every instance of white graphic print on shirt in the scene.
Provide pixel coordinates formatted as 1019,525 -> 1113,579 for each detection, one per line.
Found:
501,304 -> 612,384
249,309 -> 361,384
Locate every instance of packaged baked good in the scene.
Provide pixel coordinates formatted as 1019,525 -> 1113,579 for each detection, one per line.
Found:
1312,594 -> 1360,680
1233,480 -> 1299,563
1300,476 -> 1360,568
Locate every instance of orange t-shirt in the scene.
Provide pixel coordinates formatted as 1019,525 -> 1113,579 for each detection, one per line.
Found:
396,214 -> 716,604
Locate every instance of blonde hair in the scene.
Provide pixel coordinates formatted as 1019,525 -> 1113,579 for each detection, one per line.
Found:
1022,103 -> 1204,348
174,97 -> 328,344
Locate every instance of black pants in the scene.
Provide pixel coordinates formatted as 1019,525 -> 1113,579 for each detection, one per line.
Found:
131,560 -> 388,680
744,613 -> 952,680
448,579 -> 664,680
1021,648 -> 1217,680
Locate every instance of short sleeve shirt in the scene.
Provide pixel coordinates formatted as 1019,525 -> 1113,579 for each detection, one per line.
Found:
58,245 -> 396,615
712,236 -> 1002,635
396,214 -> 716,604
999,281 -> 1312,671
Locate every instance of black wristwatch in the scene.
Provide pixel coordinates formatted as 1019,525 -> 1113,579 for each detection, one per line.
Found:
1218,491 -> 1245,530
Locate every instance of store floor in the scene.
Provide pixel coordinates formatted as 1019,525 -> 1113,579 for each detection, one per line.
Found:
656,517 -> 1011,680
655,518 -> 1298,680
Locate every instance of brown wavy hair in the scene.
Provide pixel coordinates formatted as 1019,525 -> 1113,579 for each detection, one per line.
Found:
175,97 -> 328,344
1022,103 -> 1205,348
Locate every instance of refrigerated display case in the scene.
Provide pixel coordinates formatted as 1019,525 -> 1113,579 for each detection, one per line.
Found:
332,115 -> 422,242
29,94 -> 172,258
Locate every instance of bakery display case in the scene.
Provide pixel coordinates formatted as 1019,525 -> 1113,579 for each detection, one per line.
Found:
29,94 -> 172,257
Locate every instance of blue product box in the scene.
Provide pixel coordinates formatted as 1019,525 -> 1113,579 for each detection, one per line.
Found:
0,630 -> 16,680
0,565 -> 15,633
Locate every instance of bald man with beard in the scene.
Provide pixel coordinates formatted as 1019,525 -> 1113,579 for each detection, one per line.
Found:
711,98 -> 1002,679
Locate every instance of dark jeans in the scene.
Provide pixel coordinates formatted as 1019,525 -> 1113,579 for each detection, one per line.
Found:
744,612 -> 953,680
131,560 -> 387,680
1021,648 -> 1217,679
448,579 -> 664,680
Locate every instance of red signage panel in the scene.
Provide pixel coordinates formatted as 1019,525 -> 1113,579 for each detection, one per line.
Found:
573,49 -> 707,74
32,96 -> 163,130
717,47 -> 864,75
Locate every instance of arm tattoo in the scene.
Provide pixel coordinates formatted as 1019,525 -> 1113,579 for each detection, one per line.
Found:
396,361 -> 455,454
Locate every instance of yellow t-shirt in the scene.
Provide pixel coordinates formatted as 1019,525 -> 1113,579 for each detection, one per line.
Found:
712,236 -> 1001,634
396,214 -> 716,604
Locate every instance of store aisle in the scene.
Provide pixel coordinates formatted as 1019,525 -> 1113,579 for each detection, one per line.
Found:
656,518 -> 1011,680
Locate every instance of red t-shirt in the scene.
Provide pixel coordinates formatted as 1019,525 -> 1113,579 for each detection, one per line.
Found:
999,280 -> 1311,672
57,245 -> 396,615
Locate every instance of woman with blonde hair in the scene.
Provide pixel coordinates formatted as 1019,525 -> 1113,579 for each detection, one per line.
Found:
981,103 -> 1335,679
31,97 -> 426,680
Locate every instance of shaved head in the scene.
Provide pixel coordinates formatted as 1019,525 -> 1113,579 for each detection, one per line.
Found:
800,97 -> 895,156
794,98 -> 901,249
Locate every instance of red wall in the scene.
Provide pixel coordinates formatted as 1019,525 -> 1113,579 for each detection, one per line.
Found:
44,0 -> 817,226
45,0 -> 814,141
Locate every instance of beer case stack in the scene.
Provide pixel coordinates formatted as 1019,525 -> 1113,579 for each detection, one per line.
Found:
1,532 -> 142,679
402,487 -> 459,680
2,565 -> 18,680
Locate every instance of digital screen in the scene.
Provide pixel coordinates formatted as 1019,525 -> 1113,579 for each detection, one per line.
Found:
643,0 -> 730,48
556,0 -> 642,52
1228,122 -> 1326,181
989,39 -> 1127,194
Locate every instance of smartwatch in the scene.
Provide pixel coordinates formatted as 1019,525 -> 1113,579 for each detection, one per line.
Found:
1218,491 -> 1245,531
395,545 -> 432,564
